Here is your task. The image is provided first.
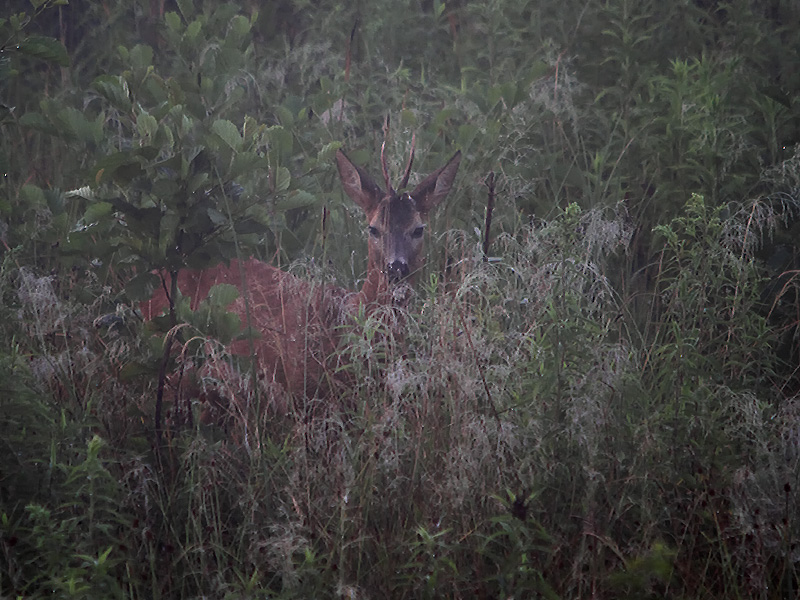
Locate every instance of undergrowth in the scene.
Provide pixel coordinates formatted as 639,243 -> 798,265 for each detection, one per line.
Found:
2,0 -> 800,598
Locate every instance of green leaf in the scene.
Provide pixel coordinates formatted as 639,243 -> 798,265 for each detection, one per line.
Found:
20,184 -> 47,208
188,172 -> 210,194
400,109 -> 417,127
206,207 -> 228,226
151,179 -> 180,202
92,151 -> 144,184
233,219 -> 269,235
273,167 -> 291,193
164,11 -> 182,33
276,189 -> 317,211
137,113 -> 158,141
230,151 -> 266,179
119,361 -> 157,381
317,142 -> 342,164
92,75 -> 132,111
226,15 -> 251,47
176,0 -> 194,20
129,44 -> 154,70
273,105 -> 294,127
159,212 -> 179,255
18,35 -> 70,67
266,125 -> 292,164
19,111 -> 53,135
82,201 -> 114,224
212,119 -> 243,151
184,20 -> 202,44
49,106 -> 102,144
206,283 -> 239,308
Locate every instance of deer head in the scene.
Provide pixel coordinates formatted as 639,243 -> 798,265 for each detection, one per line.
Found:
335,146 -> 462,301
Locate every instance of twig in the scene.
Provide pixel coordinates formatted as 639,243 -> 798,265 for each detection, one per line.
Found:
456,305 -> 501,426
483,171 -> 496,260
345,19 -> 358,82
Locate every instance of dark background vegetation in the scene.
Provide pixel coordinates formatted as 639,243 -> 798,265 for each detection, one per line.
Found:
2,0 -> 800,597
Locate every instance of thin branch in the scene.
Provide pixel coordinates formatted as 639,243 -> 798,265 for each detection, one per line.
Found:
483,171 -> 496,260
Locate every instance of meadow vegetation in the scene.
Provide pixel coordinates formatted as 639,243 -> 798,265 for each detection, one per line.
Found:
1,0 -> 799,597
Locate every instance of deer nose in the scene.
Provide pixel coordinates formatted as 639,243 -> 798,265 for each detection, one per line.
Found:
386,260 -> 410,283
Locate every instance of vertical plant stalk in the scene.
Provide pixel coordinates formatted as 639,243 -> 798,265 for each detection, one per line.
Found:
220,176 -> 262,442
345,19 -> 358,83
456,304 -> 500,426
483,171 -> 496,260
154,271 -> 179,457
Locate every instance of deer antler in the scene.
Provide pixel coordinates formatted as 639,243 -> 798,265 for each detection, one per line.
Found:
399,133 -> 416,190
380,141 -> 394,195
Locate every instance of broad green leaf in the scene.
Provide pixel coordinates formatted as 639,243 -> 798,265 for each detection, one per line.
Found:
276,189 -> 317,211
226,15 -> 251,47
20,184 -> 47,208
457,123 -> 479,150
215,311 -> 243,341
233,218 -> 269,235
188,172 -> 210,194
137,113 -> 159,141
230,151 -> 265,179
164,11 -> 182,33
151,179 -> 180,202
273,167 -> 291,193
92,151 -> 143,184
176,0 -> 194,20
125,272 -> 162,303
206,283 -> 239,308
92,75 -> 132,111
18,35 -> 70,66
184,20 -> 202,44
212,119 -> 243,151
317,142 -> 342,163
241,115 -> 263,144
433,107 -> 458,129
31,104 -> 101,144
82,201 -> 114,224
266,125 -> 292,164
129,44 -> 154,70
19,111 -> 54,135
400,109 -> 417,127
61,229 -> 97,255
159,212 -> 180,255
206,208 -> 228,226
44,189 -> 65,216
273,105 -> 294,127
119,361 -> 157,381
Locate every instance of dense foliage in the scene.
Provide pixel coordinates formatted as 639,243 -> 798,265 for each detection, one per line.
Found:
1,0 -> 799,597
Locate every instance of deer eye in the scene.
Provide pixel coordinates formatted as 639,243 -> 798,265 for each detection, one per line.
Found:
368,226 -> 381,239
411,226 -> 425,239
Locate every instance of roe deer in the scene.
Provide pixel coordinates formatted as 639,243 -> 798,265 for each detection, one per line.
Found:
142,146 -> 462,401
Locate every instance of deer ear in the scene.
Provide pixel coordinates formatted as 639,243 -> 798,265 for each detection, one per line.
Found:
336,150 -> 384,214
410,151 -> 461,215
